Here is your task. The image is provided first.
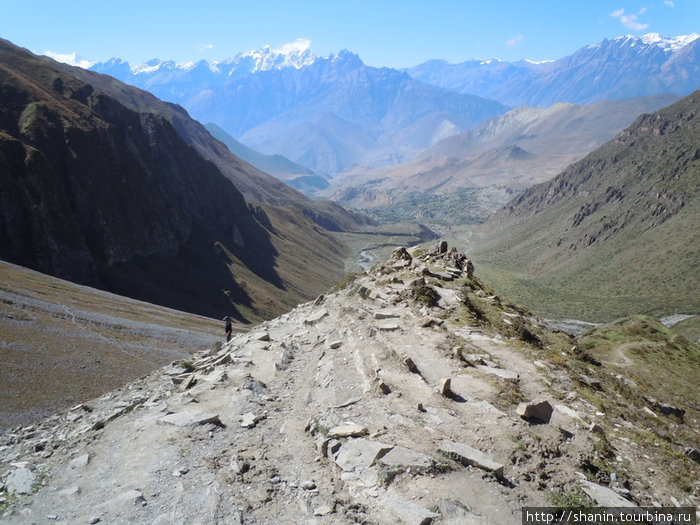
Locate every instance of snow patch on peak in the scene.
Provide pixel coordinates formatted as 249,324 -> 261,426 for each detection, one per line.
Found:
523,58 -> 554,65
131,62 -> 164,74
242,38 -> 316,72
607,33 -> 699,52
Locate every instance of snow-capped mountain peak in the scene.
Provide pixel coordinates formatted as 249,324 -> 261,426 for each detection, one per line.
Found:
640,32 -> 699,51
605,32 -> 700,52
241,38 -> 316,72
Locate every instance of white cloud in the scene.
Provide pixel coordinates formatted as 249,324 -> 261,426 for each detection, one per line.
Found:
505,34 -> 523,47
198,43 -> 214,51
664,0 -> 674,6
43,51 -> 93,69
639,6 -> 647,14
609,8 -> 649,31
274,38 -> 312,54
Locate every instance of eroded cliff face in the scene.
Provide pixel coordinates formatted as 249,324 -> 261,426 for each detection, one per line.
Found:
0,40 -> 285,319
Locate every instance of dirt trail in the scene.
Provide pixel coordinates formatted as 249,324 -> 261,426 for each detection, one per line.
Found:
2,246 -> 696,523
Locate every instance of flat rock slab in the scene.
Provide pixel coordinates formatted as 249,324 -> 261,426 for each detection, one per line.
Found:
475,365 -> 519,382
580,480 -> 637,507
436,499 -> 486,524
438,440 -> 504,478
158,410 -> 222,427
373,309 -> 401,320
335,438 -> 393,472
376,320 -> 401,332
69,453 -> 90,469
379,446 -> 433,469
327,422 -> 369,439
554,404 -> 583,421
304,308 -> 328,325
384,498 -> 439,525
97,489 -> 145,510
6,467 -> 36,495
424,267 -> 455,281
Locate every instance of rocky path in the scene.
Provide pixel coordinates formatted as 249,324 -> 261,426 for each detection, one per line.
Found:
2,245 -> 696,523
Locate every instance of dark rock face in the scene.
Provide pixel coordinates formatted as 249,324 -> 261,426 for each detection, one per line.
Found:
0,38 -> 277,319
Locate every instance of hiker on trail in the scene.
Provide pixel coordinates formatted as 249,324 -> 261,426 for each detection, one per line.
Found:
224,316 -> 233,342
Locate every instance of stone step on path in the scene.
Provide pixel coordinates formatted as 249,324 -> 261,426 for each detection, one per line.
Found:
383,497 -> 440,525
438,440 -> 504,479
378,446 -> 434,470
334,438 -> 393,472
580,480 -> 638,508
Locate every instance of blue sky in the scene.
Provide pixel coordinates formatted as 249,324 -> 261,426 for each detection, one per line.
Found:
1,0 -> 697,67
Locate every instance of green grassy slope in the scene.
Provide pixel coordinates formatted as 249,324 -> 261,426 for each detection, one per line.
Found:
470,90 -> 700,323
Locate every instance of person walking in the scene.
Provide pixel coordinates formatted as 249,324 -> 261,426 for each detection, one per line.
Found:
224,316 -> 233,342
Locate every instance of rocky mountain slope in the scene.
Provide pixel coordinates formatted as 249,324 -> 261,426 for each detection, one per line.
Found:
91,48 -> 509,175
324,95 -> 679,222
470,89 -> 700,323
0,38 -> 356,322
1,246 -> 697,523
407,33 -> 700,107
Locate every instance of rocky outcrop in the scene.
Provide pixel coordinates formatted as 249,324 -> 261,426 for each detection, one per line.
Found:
1,246 -> 697,523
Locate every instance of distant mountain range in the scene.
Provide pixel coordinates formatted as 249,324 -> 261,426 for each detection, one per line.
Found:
88,33 -> 699,178
0,38 -> 366,322
406,33 -> 700,107
323,94 -> 680,222
471,88 -> 700,322
92,47 -> 508,175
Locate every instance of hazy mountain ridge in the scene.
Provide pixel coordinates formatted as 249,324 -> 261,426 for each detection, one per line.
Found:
323,94 -> 680,222
91,50 -> 510,174
470,89 -> 700,321
204,123 -> 330,193
406,33 -> 700,107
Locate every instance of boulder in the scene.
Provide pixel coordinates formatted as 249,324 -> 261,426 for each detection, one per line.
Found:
684,447 -> 700,464
388,247 -> 412,264
516,400 -> 553,424
240,412 -> 261,428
